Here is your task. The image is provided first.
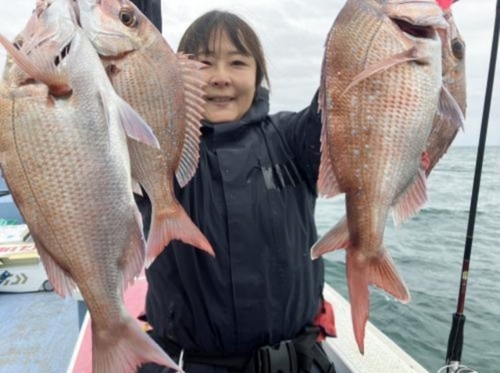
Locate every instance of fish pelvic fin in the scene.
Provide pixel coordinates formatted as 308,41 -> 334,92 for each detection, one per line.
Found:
146,202 -> 214,266
340,47 -> 424,99
175,53 -> 207,187
392,167 -> 428,227
438,85 -> 465,131
0,33 -> 72,96
311,216 -> 349,259
92,313 -> 182,373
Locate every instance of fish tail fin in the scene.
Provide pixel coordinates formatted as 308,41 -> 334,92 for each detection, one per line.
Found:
311,215 -> 349,259
92,314 -> 181,373
146,203 -> 214,265
369,248 -> 411,303
347,247 -> 410,354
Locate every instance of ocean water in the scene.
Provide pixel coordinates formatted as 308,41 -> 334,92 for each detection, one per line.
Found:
316,146 -> 500,373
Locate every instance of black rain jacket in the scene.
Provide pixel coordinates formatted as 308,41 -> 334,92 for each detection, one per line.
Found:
137,88 -> 325,355
130,0 -> 162,32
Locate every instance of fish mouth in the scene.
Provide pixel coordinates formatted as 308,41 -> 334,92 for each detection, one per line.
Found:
391,18 -> 436,40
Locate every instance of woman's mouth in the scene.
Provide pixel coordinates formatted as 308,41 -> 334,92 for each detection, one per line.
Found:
207,96 -> 234,103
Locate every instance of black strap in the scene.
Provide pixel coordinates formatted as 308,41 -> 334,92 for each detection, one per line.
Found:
149,327 -> 336,373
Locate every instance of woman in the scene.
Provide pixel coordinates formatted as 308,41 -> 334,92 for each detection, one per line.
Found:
137,9 -> 335,373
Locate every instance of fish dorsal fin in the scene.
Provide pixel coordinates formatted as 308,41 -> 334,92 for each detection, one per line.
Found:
317,54 -> 340,198
0,33 -> 71,96
437,85 -> 465,131
391,167 -> 428,227
317,122 -> 341,198
175,53 -> 207,187
340,47 -> 422,98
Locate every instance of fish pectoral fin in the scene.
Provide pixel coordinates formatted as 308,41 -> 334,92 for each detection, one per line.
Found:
311,215 -> 349,259
0,34 -> 72,96
340,47 -> 422,98
391,168 -> 428,227
105,91 -> 160,150
31,232 -> 78,297
438,86 -> 465,131
175,53 -> 207,187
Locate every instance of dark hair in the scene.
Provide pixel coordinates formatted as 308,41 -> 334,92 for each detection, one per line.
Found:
178,10 -> 270,90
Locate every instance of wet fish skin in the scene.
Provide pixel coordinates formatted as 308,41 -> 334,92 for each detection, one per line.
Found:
77,0 -> 214,263
312,0 -> 458,353
0,0 -> 178,371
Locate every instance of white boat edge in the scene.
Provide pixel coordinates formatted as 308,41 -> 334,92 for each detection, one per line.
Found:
322,284 -> 428,373
66,282 -> 429,373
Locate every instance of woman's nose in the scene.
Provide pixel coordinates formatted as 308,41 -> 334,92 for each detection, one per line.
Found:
209,66 -> 231,87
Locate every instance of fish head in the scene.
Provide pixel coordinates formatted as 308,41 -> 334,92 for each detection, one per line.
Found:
2,0 -> 76,86
20,0 -> 78,57
438,6 -> 466,115
379,0 -> 448,66
383,0 -> 448,29
77,0 -> 153,57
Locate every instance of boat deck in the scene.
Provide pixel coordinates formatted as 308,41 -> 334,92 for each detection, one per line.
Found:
0,291 -> 79,373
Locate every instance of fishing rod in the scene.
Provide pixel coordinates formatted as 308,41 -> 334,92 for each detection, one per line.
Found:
445,0 -> 500,372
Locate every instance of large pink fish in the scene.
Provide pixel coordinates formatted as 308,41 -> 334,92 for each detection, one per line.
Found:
0,0 -> 179,371
77,0 -> 214,263
312,0 -> 463,353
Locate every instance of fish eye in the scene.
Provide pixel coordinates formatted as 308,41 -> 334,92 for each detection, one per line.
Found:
119,9 -> 136,27
451,39 -> 465,60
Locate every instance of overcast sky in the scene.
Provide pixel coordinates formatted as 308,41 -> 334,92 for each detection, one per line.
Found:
1,0 -> 498,146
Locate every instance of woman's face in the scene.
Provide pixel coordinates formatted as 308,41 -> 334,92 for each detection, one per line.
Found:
196,29 -> 257,124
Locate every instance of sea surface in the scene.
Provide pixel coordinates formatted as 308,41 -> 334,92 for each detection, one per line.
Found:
316,146 -> 500,373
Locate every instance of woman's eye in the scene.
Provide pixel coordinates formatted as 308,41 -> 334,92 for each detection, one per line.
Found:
232,60 -> 246,66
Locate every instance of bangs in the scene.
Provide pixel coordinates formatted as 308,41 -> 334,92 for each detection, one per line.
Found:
183,18 -> 251,56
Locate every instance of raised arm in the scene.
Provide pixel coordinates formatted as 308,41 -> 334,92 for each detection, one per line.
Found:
270,91 -> 322,192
